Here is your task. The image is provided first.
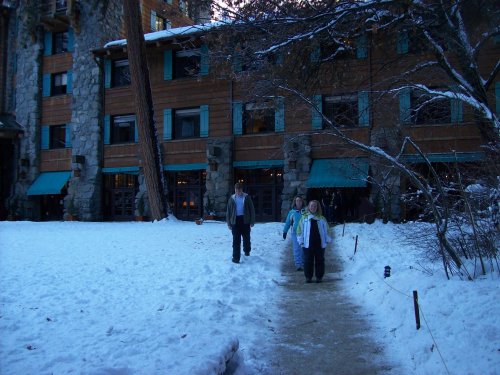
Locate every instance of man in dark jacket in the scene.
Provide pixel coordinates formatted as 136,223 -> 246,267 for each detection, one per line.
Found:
226,182 -> 255,263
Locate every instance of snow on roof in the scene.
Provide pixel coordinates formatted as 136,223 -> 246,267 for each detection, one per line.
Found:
103,21 -> 226,49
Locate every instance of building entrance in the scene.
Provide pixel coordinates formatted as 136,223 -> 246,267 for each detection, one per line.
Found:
103,174 -> 138,221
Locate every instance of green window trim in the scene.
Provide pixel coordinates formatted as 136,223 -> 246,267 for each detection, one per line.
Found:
274,97 -> 285,132
163,109 -> 172,140
399,88 -> 411,124
164,50 -> 173,80
42,73 -> 51,97
66,70 -> 73,94
41,125 -> 50,150
200,44 -> 209,76
312,94 -> 323,130
358,91 -> 370,126
232,102 -> 243,135
200,105 -> 209,137
44,31 -> 52,56
356,34 -> 368,59
104,115 -> 110,145
65,124 -> 71,148
397,31 -> 409,54
104,59 -> 111,89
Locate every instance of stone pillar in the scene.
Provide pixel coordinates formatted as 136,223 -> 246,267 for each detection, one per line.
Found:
281,134 -> 311,219
64,0 -> 123,220
13,3 -> 43,220
205,137 -> 233,218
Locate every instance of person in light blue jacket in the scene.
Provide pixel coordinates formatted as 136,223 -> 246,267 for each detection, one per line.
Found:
297,200 -> 332,283
283,196 -> 306,271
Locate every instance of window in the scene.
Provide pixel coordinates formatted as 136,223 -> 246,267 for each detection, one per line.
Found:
174,49 -> 201,78
53,31 -> 68,54
411,90 -> 451,125
174,108 -> 200,139
51,72 -> 68,95
154,15 -> 170,31
243,102 -> 275,134
111,115 -> 136,144
112,59 -> 130,87
323,94 -> 358,127
49,125 -> 66,149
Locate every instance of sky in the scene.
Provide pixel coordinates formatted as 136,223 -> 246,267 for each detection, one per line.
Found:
0,218 -> 498,374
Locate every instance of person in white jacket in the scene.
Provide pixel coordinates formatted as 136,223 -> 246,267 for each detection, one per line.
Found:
297,200 -> 332,283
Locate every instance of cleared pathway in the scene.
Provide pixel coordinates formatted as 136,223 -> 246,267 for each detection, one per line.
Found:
261,243 -> 397,375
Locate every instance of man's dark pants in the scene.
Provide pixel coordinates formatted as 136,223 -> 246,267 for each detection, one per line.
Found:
232,215 -> 251,261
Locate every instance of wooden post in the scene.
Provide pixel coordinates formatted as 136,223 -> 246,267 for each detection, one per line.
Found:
413,290 -> 421,330
342,222 -> 346,237
354,235 -> 358,254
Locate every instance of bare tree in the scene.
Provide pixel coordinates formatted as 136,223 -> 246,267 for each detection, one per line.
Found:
208,0 -> 500,276
123,0 -> 168,220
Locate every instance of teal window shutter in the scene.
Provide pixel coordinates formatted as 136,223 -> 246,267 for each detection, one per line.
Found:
134,116 -> 138,142
104,115 -> 111,145
151,10 -> 157,31
450,86 -> 463,123
312,95 -> 323,130
67,70 -> 73,94
356,34 -> 368,59
399,88 -> 412,124
232,54 -> 242,73
200,105 -> 209,137
164,50 -> 173,80
44,31 -> 52,56
310,47 -> 320,63
397,31 -> 409,54
67,28 -> 74,52
275,97 -> 285,132
232,102 -> 243,135
65,124 -> 71,148
104,59 -> 111,88
495,82 -> 500,116
358,91 -> 370,126
41,125 -> 50,150
200,44 -> 209,76
275,51 -> 284,66
163,109 -> 172,140
42,73 -> 51,97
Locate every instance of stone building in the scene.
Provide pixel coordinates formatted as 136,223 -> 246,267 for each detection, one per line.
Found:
2,0 -> 498,223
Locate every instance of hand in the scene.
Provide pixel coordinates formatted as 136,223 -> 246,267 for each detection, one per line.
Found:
283,232 -> 287,240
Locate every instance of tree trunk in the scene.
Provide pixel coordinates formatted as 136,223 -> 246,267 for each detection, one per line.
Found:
123,0 -> 168,220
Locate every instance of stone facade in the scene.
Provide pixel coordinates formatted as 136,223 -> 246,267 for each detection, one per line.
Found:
281,134 -> 311,218
65,0 -> 123,221
205,137 -> 232,218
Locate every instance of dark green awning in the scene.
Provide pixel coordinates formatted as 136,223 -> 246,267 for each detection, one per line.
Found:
233,160 -> 284,169
27,171 -> 71,195
404,152 -> 485,163
307,158 -> 369,188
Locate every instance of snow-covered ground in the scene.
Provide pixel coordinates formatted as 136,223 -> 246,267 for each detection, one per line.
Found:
0,219 -> 498,374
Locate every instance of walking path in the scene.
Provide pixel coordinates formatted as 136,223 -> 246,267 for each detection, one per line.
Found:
259,244 -> 398,374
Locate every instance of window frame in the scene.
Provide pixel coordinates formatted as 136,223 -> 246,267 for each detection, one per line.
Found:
112,59 -> 131,87
51,72 -> 68,96
243,101 -> 276,134
410,89 -> 451,125
49,125 -> 67,150
111,114 -> 136,144
323,94 -> 359,127
174,48 -> 201,79
53,30 -> 69,54
173,107 -> 201,139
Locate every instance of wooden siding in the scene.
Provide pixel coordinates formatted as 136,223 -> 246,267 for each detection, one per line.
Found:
40,149 -> 71,171
42,53 -> 72,74
42,95 -> 72,124
234,134 -> 284,161
103,144 -> 140,168
162,139 -> 206,165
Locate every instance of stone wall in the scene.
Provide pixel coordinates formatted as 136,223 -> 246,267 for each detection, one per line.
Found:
205,137 -> 232,218
281,134 -> 311,219
13,1 -> 43,219
65,0 -> 123,220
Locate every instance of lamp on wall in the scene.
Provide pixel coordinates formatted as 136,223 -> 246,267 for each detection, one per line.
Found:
289,160 -> 297,169
73,168 -> 81,177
